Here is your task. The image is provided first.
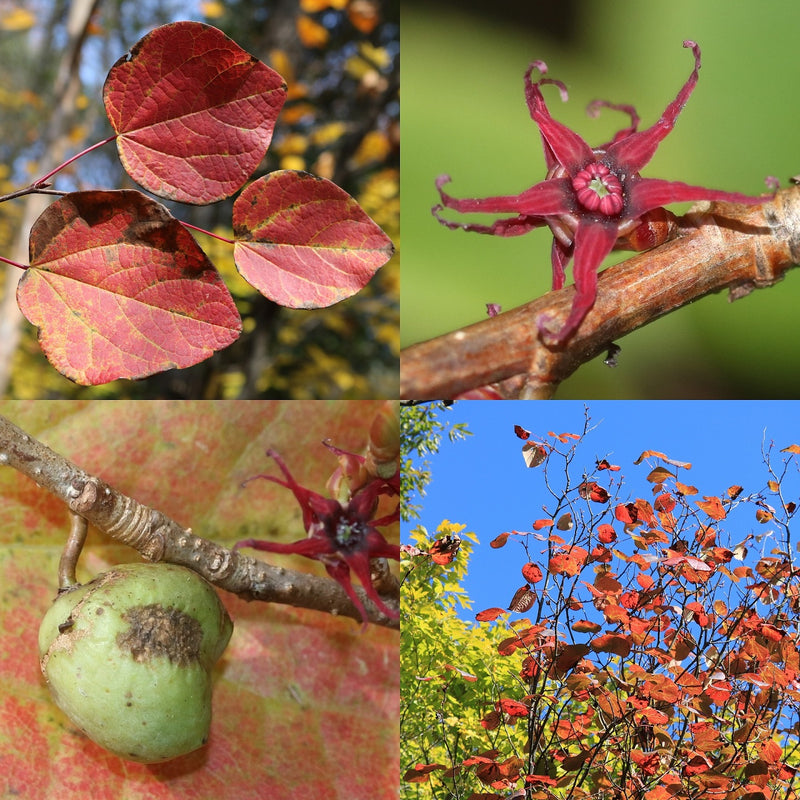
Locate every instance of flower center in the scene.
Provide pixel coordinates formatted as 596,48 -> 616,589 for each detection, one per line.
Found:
572,163 -> 624,216
334,514 -> 367,550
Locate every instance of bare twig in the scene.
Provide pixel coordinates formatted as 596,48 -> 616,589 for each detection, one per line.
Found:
401,187 -> 800,399
0,414 -> 399,629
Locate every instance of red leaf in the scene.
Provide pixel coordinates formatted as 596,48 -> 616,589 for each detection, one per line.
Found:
578,481 -> 609,503
521,562 -> 543,583
428,535 -> 461,565
104,22 -> 287,203
232,171 -> 393,307
498,698 -> 528,717
590,633 -> 632,657
596,458 -> 620,471
507,585 -> 536,613
403,764 -> 447,782
476,608 -> 507,622
654,493 -> 676,513
634,450 -> 691,469
18,191 -> 241,384
522,441 -> 547,468
532,519 -> 554,531
572,620 -> 602,633
513,424 -> 531,439
490,532 -> 510,548
596,524 -> 616,544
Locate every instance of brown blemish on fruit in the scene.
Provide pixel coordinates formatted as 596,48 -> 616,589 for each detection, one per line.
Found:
117,604 -> 203,667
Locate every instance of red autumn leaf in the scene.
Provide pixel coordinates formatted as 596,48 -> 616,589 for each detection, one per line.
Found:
521,562 -> 543,583
590,633 -> 631,657
490,532 -> 511,548
403,763 -> 448,782
654,493 -> 676,513
572,619 -> 602,633
232,170 -> 394,307
522,441 -> 547,467
428,534 -> 461,564
498,698 -> 529,717
756,508 -> 774,523
596,524 -> 616,544
507,585 -> 536,613
548,547 -> 588,577
634,450 -> 692,469
104,22 -> 287,204
696,495 -> 726,520
475,608 -> 507,622
513,424 -> 531,439
17,191 -> 241,385
578,481 -> 609,503
615,503 -> 638,524
532,519 -> 554,531
596,458 -> 620,471
549,431 -> 580,443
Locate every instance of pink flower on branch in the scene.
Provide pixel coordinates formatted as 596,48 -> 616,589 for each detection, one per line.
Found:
433,41 -> 766,344
235,447 -> 399,626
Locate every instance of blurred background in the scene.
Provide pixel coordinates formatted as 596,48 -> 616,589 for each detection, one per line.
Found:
0,0 -> 398,398
402,0 -> 800,398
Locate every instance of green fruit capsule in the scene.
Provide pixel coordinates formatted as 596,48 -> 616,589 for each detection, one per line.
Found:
39,562 -> 233,763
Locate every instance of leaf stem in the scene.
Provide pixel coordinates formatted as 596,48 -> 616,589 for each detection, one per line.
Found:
34,134 -> 118,187
0,254 -> 28,271
181,221 -> 236,244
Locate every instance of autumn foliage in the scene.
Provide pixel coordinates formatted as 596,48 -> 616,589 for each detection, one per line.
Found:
4,21 -> 394,386
402,419 -> 800,800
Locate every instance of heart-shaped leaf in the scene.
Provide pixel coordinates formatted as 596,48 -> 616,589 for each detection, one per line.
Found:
103,21 -> 287,204
232,170 -> 395,307
17,191 -> 242,385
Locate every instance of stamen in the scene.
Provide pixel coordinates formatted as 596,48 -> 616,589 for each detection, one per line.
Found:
572,163 -> 623,215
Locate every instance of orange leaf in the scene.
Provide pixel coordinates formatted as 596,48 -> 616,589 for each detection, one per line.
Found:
521,562 -> 543,583
490,532 -> 510,548
590,633 -> 631,657
475,608 -> 507,622
695,496 -> 726,520
532,519 -> 554,531
781,444 -> 800,454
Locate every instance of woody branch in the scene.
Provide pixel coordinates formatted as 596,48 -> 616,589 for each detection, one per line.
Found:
0,414 -> 399,630
401,186 -> 800,400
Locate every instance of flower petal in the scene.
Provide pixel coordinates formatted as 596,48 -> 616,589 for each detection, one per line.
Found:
524,62 -> 594,173
627,177 -> 764,218
607,41 -> 701,172
540,221 -> 617,344
435,174 -> 573,217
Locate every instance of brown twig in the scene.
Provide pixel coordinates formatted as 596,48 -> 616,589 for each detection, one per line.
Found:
401,186 -> 800,399
0,414 -> 399,630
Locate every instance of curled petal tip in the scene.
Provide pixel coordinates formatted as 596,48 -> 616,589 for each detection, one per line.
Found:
435,174 -> 452,190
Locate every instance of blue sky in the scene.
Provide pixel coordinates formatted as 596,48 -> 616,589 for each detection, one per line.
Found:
403,401 -> 800,622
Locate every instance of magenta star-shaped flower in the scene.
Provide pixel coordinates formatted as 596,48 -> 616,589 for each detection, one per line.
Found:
235,447 -> 399,625
433,41 -> 766,344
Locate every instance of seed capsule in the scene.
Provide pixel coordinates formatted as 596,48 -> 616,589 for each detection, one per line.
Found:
39,562 -> 233,763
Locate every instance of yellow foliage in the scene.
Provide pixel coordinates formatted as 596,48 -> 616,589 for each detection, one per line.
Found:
0,6 -> 35,31
296,15 -> 329,49
300,0 -> 348,11
200,1 -> 226,18
311,122 -> 349,147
